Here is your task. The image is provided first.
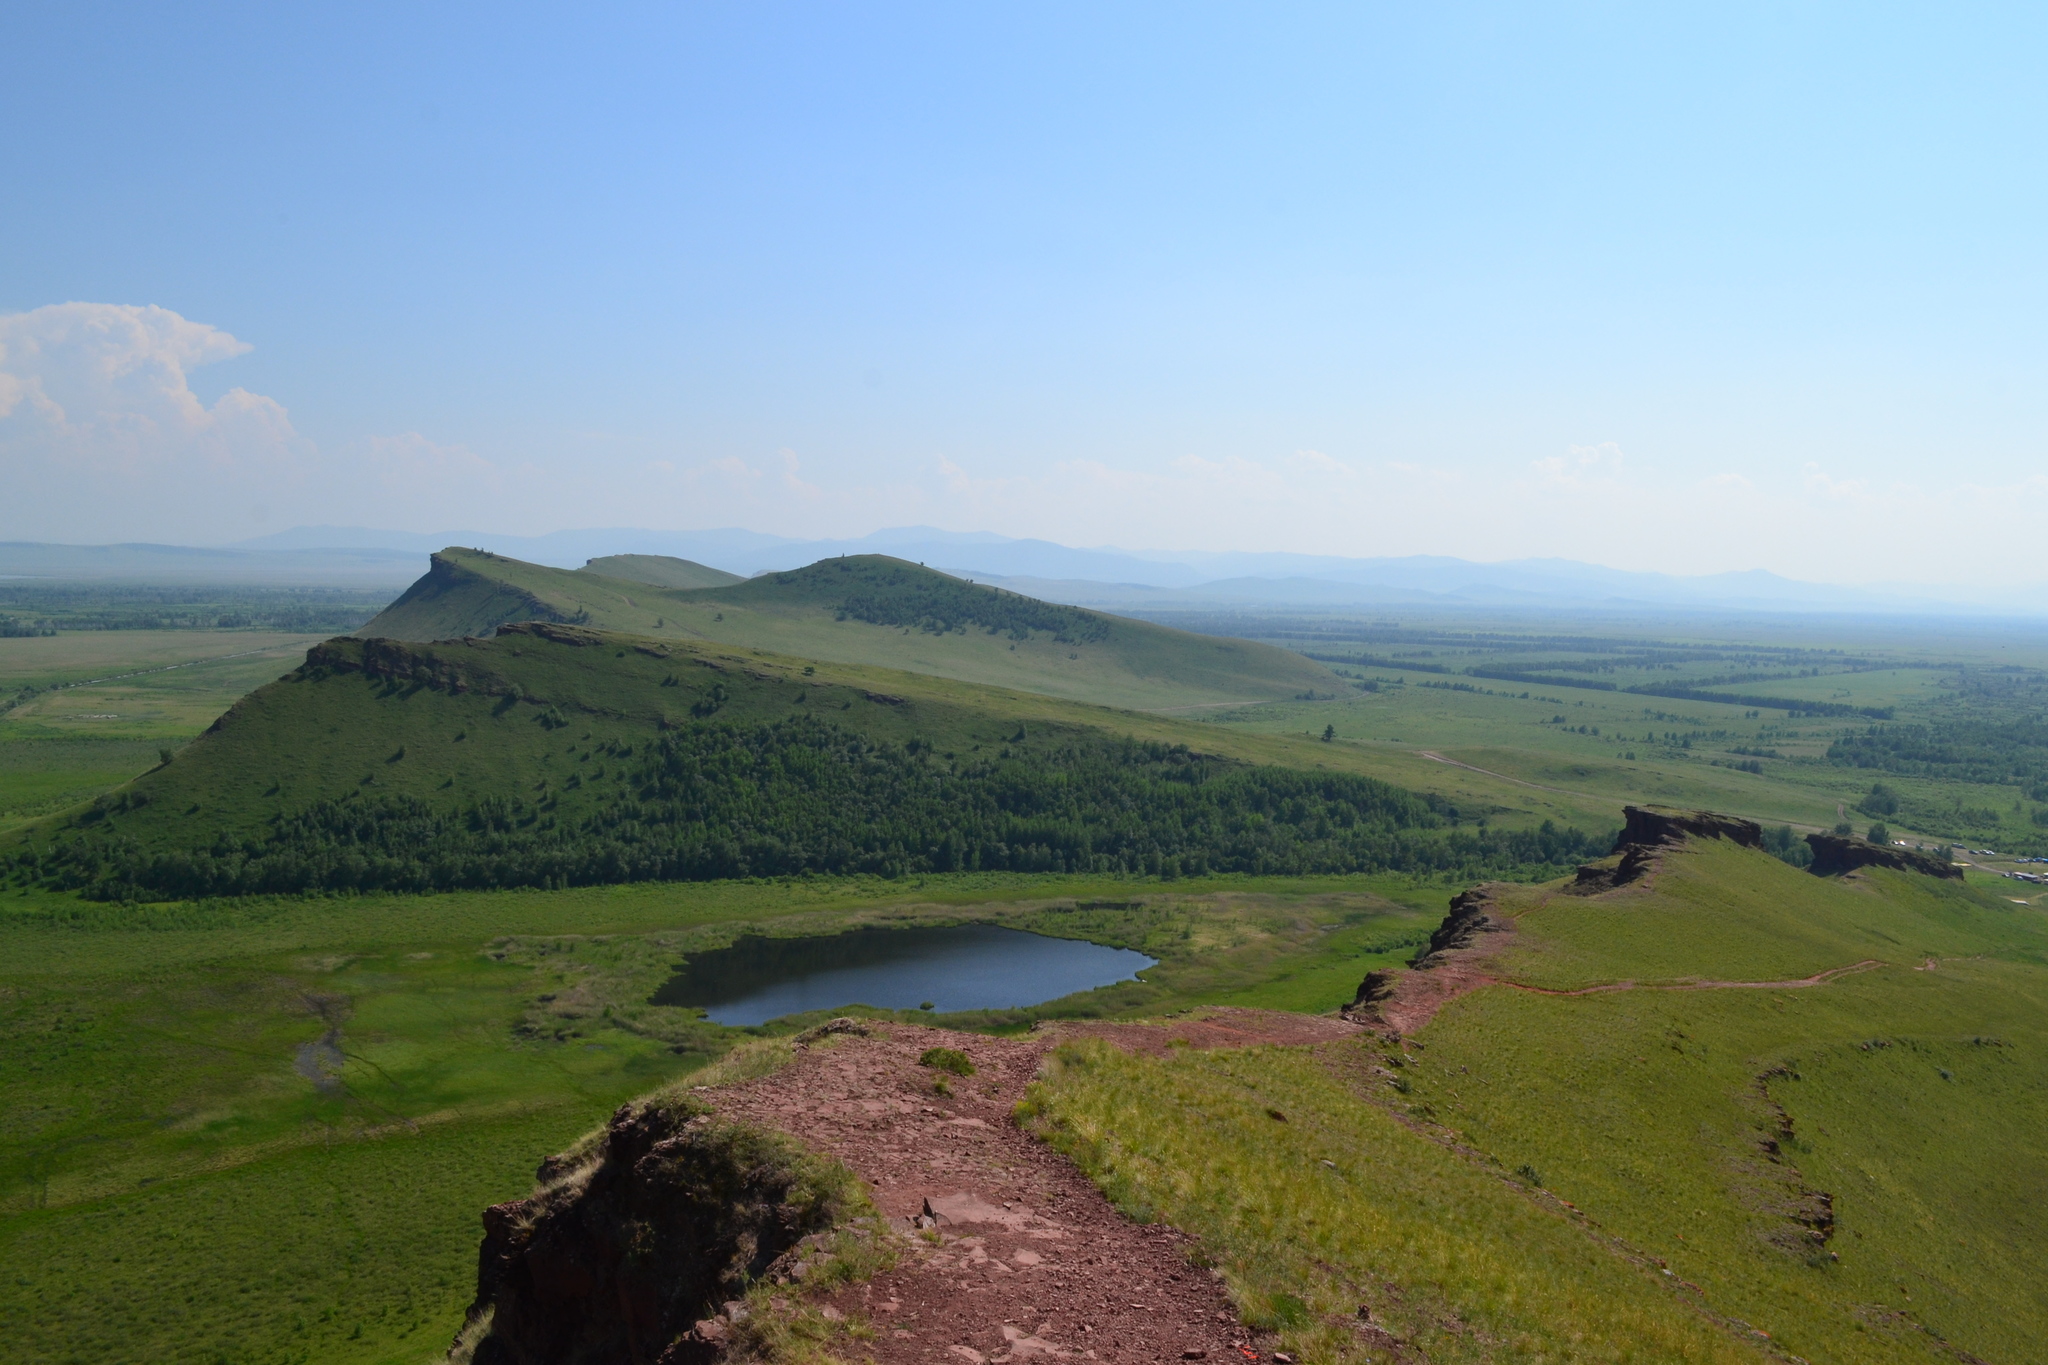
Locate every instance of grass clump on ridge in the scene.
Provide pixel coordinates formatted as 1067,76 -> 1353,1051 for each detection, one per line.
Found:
919,1046 -> 975,1075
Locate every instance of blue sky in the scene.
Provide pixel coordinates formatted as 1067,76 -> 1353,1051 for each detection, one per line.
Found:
3,2 -> 2045,584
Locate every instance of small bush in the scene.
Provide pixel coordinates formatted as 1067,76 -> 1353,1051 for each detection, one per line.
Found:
920,1047 -> 975,1076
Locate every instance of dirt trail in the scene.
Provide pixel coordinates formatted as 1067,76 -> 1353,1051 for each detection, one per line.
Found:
1502,959 -> 1885,998
1417,750 -> 1591,800
707,1010 -> 1354,1365
1378,941 -> 1889,1034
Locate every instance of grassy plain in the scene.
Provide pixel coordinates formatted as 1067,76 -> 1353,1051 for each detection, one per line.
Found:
1181,606 -> 2048,865
0,632 -> 333,833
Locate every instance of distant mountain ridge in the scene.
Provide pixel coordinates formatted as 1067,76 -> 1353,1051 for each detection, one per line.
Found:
232,524 -> 2032,615
357,549 -> 1338,712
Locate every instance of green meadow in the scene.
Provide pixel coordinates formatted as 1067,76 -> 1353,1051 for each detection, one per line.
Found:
0,630 -> 335,833
1188,606 -> 2048,866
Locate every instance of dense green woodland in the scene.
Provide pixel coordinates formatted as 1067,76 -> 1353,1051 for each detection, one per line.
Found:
11,718 -> 1609,899
1829,715 -> 2048,795
796,558 -> 1112,642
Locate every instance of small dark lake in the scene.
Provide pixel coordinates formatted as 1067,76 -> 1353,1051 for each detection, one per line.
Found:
650,924 -> 1156,1026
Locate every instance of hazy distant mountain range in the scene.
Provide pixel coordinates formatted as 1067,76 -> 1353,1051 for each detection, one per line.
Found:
231,524 -> 2029,615
2,524 -> 2035,616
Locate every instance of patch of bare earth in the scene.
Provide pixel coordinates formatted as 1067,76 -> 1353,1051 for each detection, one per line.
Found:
707,1011 -> 1357,1365
1370,931 -> 1514,1037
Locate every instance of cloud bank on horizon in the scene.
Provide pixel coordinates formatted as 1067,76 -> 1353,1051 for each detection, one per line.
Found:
2,298 -> 2041,587
6,6 -> 2048,587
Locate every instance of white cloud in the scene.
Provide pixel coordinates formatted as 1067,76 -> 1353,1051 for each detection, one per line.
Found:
0,303 -> 303,474
1533,441 -> 1625,485
0,303 -> 313,540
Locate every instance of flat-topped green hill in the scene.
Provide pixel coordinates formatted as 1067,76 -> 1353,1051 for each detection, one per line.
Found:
577,553 -> 744,590
2,623 -> 1607,900
356,549 -> 1338,711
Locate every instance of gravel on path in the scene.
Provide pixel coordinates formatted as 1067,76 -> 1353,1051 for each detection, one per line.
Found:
707,1011 -> 1353,1365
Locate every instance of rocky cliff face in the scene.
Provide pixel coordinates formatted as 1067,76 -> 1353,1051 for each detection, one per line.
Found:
453,1094 -> 858,1365
1805,833 -> 1963,881
1616,806 -> 1763,850
1342,885 -> 1516,1026
1573,806 -> 1763,891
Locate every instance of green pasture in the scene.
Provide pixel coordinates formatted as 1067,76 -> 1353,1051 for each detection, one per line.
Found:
0,632 -> 331,833
0,629 -> 327,697
1197,662 -> 2048,853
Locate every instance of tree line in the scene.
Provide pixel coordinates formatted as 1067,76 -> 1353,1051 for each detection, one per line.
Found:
13,716 -> 1612,900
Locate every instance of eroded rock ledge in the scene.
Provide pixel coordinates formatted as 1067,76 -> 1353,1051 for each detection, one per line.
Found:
1572,806 -> 1762,892
455,1096 -> 858,1365
1342,884 -> 1517,1030
1805,832 -> 1963,881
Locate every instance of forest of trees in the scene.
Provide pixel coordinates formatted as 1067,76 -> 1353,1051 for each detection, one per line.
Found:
1830,716 -> 2048,796
809,561 -> 1113,642
13,716 -> 1613,900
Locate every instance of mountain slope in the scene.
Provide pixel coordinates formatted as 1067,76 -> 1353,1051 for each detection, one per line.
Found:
358,549 -> 1339,710
1031,827 -> 2048,1364
3,624 -> 1607,899
578,553 -> 744,589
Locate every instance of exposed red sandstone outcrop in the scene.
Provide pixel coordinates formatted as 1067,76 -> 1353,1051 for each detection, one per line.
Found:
1805,832 -> 1963,881
459,1099 -> 849,1365
1572,806 -> 1762,891
1341,884 -> 1518,1034
454,1013 -> 1338,1365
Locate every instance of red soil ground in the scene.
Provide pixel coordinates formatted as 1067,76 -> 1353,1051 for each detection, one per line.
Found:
704,1010 -> 1360,1365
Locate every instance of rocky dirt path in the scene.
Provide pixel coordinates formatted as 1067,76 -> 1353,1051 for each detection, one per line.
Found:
706,1010 -> 1359,1365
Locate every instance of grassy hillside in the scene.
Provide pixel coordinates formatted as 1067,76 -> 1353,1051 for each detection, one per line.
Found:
1029,835 -> 2048,1363
357,549 -> 1339,710
3,624 -> 1609,900
578,553 -> 744,589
